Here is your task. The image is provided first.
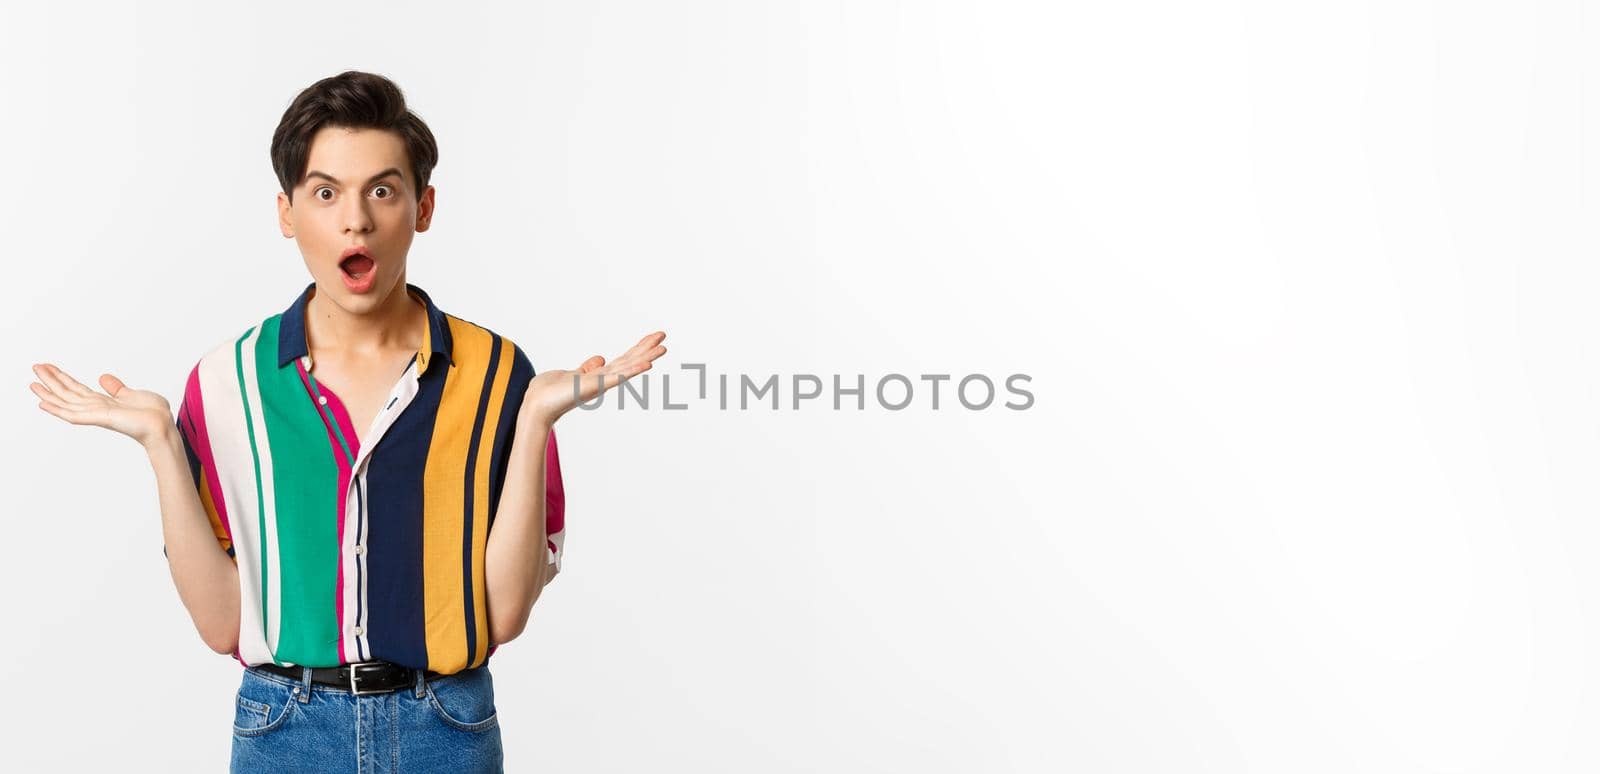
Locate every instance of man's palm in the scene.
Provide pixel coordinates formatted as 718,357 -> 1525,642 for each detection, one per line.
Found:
522,331 -> 667,422
30,363 -> 174,446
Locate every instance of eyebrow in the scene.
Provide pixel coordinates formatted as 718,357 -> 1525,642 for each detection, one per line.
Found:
303,167 -> 404,187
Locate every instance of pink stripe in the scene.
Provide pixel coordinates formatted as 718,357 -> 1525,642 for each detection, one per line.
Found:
295,360 -> 361,664
180,364 -> 233,548
546,428 -> 565,545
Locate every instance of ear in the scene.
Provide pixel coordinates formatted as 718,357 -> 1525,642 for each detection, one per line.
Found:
277,191 -> 294,238
415,185 -> 436,233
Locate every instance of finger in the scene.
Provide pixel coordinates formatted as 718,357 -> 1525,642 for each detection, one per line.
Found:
624,347 -> 665,378
30,382 -> 69,410
574,355 -> 606,375
37,399 -> 87,424
634,331 -> 666,355
46,364 -> 100,399
609,344 -> 667,378
599,351 -> 662,382
613,331 -> 666,363
32,364 -> 80,403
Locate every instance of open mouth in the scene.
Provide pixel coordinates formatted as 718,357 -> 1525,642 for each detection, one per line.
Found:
340,254 -> 375,280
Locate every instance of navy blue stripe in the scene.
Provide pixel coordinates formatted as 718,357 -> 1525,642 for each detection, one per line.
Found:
460,334 -> 503,665
176,411 -> 203,494
486,345 -> 535,531
477,345 -> 534,670
363,365 -> 447,670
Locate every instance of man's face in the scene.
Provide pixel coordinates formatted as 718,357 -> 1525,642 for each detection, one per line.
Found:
276,126 -> 435,312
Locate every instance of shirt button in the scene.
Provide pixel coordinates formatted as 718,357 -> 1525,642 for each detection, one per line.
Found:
318,395 -> 328,406
353,625 -> 364,636
354,545 -> 365,555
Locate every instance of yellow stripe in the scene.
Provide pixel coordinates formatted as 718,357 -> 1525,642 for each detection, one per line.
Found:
199,470 -> 233,557
422,317 -> 488,672
421,316 -> 518,672
470,336 -> 515,666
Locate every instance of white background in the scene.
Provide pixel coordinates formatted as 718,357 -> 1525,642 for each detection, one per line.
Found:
1,1 -> 1592,771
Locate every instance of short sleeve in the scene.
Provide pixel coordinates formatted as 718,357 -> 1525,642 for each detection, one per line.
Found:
164,363 -> 235,561
500,342 -> 566,584
545,427 -> 565,580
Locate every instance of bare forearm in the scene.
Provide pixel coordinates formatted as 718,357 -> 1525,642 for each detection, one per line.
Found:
146,426 -> 239,654
484,413 -> 552,645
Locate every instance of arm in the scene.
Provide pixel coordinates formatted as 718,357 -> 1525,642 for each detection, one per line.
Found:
483,413 -> 553,645
147,426 -> 241,655
29,362 -> 240,655
482,331 -> 666,646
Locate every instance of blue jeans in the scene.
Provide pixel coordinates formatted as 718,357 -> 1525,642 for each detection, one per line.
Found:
230,663 -> 504,773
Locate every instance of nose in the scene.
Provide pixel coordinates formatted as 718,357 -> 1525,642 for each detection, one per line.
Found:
343,197 -> 374,235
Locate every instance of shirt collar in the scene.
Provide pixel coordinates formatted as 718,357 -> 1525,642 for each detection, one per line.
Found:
276,281 -> 454,376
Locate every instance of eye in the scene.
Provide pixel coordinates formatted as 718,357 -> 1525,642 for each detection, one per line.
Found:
315,186 -> 334,202
372,185 -> 393,199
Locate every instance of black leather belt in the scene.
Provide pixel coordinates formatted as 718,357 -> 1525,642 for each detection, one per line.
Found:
254,660 -> 445,696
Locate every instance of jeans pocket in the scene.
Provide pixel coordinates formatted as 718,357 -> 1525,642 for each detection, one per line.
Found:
424,668 -> 499,733
232,669 -> 300,738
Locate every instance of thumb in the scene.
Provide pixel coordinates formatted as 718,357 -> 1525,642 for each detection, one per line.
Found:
100,373 -> 127,397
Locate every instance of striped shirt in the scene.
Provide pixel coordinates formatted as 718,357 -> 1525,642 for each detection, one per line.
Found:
170,281 -> 565,675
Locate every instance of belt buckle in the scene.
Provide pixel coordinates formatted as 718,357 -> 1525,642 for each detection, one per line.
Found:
348,661 -> 392,696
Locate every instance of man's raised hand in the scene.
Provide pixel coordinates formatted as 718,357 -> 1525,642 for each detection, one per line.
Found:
30,363 -> 176,448
519,331 -> 667,425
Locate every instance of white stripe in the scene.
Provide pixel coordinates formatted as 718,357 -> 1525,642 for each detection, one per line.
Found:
340,466 -> 360,660
197,329 -> 273,665
341,468 -> 368,660
359,472 -> 370,656
237,322 -> 283,661
340,357 -> 424,660
356,358 -> 421,471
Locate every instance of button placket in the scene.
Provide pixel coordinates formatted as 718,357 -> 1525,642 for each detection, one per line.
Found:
350,376 -> 417,473
337,359 -> 425,657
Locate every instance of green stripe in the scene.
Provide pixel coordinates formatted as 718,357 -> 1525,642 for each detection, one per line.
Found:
256,314 -> 343,666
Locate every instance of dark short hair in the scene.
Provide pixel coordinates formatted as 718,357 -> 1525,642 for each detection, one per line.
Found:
270,70 -> 439,204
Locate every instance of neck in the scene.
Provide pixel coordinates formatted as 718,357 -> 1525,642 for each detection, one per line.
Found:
304,274 -> 425,359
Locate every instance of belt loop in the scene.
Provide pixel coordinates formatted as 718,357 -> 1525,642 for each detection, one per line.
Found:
413,668 -> 426,699
298,666 -> 313,703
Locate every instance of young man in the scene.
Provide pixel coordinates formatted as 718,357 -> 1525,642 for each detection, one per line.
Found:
28,70 -> 665,773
